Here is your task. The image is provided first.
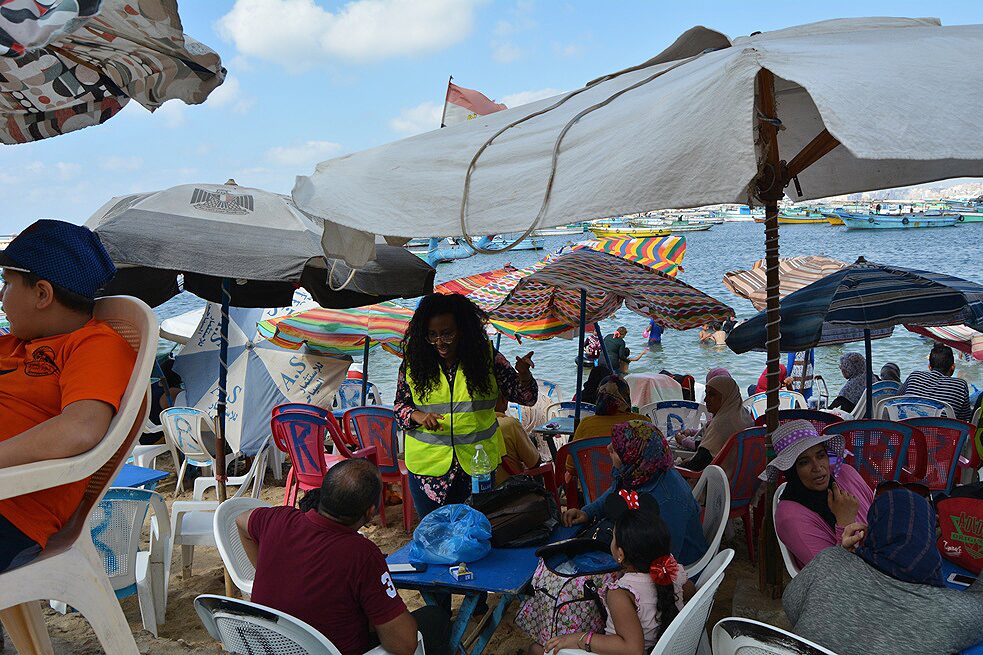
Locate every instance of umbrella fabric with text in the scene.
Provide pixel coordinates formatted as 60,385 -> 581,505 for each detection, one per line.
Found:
174,295 -> 349,456
0,0 -> 225,144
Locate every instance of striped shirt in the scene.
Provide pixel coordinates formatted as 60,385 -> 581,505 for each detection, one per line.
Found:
899,369 -> 972,421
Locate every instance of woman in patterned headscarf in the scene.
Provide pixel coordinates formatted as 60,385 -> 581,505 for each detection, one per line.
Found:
561,420 -> 709,566
828,352 -> 869,413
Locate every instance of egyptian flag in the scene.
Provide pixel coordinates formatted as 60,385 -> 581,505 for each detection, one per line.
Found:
441,80 -> 507,127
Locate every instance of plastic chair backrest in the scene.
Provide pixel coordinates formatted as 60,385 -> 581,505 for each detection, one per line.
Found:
871,387 -> 898,404
743,392 -> 805,420
881,395 -> 951,420
345,407 -> 400,474
772,482 -> 800,578
754,409 -> 841,434
160,407 -> 213,466
651,548 -> 733,655
686,465 -> 730,579
213,497 -> 271,595
822,420 -> 920,488
872,380 -> 900,393
195,594 -> 342,655
272,403 -> 330,419
547,402 -> 596,419
900,417 -> 972,494
556,436 -> 614,506
332,380 -> 381,410
647,400 -> 703,440
90,487 -> 163,597
270,412 -> 330,489
712,617 -> 840,655
713,427 -> 767,510
0,297 -> 157,553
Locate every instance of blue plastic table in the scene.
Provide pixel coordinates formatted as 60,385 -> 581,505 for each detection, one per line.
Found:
531,417 -> 577,459
387,525 -> 578,655
113,464 -> 169,490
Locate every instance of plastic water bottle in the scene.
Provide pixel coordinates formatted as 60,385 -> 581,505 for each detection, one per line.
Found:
471,445 -> 493,494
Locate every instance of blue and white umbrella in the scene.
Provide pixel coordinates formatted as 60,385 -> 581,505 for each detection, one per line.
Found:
727,257 -> 983,415
174,291 -> 351,455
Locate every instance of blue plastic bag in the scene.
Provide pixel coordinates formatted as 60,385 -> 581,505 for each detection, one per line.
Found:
409,504 -> 492,564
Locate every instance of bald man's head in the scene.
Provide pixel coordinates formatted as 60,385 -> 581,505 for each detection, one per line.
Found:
317,458 -> 382,526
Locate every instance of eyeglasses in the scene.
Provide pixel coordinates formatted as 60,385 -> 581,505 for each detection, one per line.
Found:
426,331 -> 457,345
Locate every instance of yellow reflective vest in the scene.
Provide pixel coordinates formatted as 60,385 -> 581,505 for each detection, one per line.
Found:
404,358 -> 503,476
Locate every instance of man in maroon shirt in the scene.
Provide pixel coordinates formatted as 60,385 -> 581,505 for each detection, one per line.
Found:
237,458 -> 449,655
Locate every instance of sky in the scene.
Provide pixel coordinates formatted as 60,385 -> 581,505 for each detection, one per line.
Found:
2,0 -> 982,235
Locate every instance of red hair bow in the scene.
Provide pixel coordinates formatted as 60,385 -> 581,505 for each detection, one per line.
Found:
648,555 -> 679,586
618,489 -> 640,509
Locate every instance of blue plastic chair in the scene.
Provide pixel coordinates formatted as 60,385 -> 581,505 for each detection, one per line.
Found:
872,380 -> 901,393
547,401 -> 597,419
880,395 -> 951,420
822,420 -> 924,488
332,379 -> 382,410
556,436 -> 613,509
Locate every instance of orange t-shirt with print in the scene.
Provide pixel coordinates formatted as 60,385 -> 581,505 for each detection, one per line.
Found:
0,319 -> 136,547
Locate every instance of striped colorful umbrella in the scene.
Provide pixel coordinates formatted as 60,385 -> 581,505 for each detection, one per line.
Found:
0,310 -> 7,335
571,235 -> 686,277
258,302 -> 414,356
906,324 -> 983,361
723,255 -> 847,310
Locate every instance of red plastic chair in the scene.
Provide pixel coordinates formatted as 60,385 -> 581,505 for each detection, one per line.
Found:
754,409 -> 842,434
271,409 -> 375,507
501,458 -> 560,507
555,436 -> 614,510
901,417 -> 973,494
821,420 -> 926,490
344,407 -> 414,533
678,426 -> 768,564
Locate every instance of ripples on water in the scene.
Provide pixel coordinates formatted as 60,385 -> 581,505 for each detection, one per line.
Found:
157,222 -> 983,403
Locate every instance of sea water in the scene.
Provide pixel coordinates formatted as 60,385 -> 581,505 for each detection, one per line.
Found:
156,222 -> 983,403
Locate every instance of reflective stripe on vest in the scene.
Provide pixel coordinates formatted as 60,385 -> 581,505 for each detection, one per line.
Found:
404,352 -> 503,477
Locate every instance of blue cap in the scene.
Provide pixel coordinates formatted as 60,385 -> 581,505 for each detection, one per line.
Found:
0,219 -> 116,300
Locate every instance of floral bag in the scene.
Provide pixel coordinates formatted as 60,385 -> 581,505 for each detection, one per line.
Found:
515,538 -> 621,645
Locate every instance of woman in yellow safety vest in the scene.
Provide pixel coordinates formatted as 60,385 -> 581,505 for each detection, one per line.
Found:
394,293 -> 538,517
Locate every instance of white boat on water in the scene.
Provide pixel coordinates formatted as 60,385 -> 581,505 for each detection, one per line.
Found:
489,234 -> 546,251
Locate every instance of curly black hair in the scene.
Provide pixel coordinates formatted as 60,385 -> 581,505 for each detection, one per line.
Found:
402,293 -> 495,400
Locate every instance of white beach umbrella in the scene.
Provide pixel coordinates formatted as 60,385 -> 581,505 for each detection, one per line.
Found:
293,17 -> 983,248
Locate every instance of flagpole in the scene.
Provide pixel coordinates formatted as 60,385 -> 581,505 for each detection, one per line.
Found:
440,75 -> 453,128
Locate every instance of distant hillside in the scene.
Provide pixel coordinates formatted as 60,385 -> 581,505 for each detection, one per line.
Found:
817,179 -> 983,203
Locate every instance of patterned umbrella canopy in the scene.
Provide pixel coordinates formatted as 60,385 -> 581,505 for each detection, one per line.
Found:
727,258 -> 983,354
0,0 -> 225,144
906,324 -> 983,361
257,302 -> 415,357
723,255 -> 847,311
439,249 -> 733,340
571,235 -> 686,277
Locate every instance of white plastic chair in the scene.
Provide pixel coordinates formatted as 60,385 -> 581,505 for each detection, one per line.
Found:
332,379 -> 382,410
546,402 -> 597,419
161,406 -> 214,495
0,296 -> 156,655
880,395 -> 953,420
214,497 -> 272,596
559,549 -> 734,655
685,465 -> 730,580
511,379 -> 564,432
772,482 -> 800,578
712,617 -> 840,654
130,418 -> 180,471
191,436 -> 272,502
743,391 -> 806,419
644,400 -> 705,440
195,594 -> 425,655
52,487 -> 172,636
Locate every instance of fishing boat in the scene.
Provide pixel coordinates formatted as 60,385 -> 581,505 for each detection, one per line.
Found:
590,225 -> 671,238
836,210 -> 960,230
953,212 -> 983,223
633,217 -> 713,233
777,212 -> 828,225
823,212 -> 845,226
488,234 -> 546,251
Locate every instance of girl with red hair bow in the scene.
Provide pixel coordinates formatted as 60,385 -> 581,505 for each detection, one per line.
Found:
544,492 -> 695,654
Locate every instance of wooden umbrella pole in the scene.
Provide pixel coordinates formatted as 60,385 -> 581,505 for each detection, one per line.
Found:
216,278 -> 233,597
755,68 -> 785,597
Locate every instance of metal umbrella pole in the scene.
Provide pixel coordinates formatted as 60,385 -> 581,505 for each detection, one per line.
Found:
361,337 -> 371,404
596,324 -> 614,371
215,278 -> 234,596
864,329 -> 874,418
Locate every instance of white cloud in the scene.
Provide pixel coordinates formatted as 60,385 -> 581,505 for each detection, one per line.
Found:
389,101 -> 443,136
153,100 -> 187,128
500,88 -> 562,108
100,156 -> 144,171
206,76 -> 255,114
217,0 -> 480,71
492,41 -> 522,63
55,162 -> 81,180
266,140 -> 342,168
553,42 -> 581,58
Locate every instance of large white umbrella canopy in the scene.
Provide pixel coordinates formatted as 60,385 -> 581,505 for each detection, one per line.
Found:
293,17 -> 983,249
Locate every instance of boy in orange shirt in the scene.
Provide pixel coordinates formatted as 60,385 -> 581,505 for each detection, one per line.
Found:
0,220 -> 135,572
